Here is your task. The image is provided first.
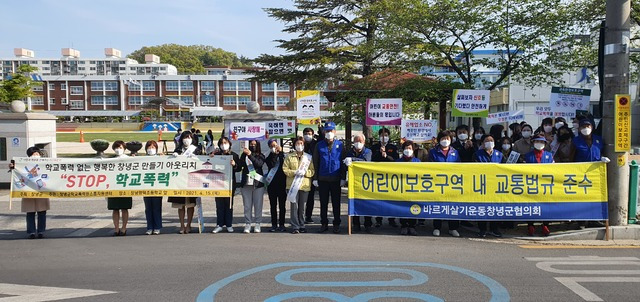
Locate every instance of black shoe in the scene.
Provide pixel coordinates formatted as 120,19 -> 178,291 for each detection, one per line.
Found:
389,220 -> 399,228
332,225 -> 341,234
400,227 -> 408,235
364,226 -> 373,234
37,233 -> 44,239
278,226 -> 287,232
461,221 -> 474,227
408,227 -> 418,236
318,225 -> 329,233
478,231 -> 487,238
374,222 -> 381,228
489,231 -> 502,238
300,228 -> 307,233
305,218 -> 314,224
353,224 -> 362,232
28,233 -> 36,239
291,229 -> 300,234
269,227 -> 277,232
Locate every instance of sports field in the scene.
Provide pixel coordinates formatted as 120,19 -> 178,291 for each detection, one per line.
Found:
56,132 -> 164,143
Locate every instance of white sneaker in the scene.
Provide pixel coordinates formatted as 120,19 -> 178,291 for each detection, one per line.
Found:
227,227 -> 234,233
152,229 -> 160,235
243,224 -> 251,233
145,230 -> 152,235
212,226 -> 223,234
254,224 -> 261,233
432,229 -> 441,237
449,230 -> 460,237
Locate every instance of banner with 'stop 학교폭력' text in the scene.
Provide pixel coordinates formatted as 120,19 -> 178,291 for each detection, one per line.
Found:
11,155 -> 233,199
348,161 -> 608,221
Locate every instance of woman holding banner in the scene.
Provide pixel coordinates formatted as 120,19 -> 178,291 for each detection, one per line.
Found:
524,133 -> 554,236
240,140 -> 266,233
266,139 -> 287,232
473,135 -> 504,238
283,137 -> 315,234
143,140 -> 163,235
396,140 -> 421,236
428,130 -> 461,237
168,131 -> 201,234
14,147 -> 50,239
108,140 -> 133,236
211,137 -> 241,233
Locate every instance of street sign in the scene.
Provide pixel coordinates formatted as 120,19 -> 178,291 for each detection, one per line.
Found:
614,94 -> 631,152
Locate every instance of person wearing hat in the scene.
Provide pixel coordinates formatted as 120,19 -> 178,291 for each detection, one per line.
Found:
371,127 -> 400,228
344,133 -> 373,233
312,121 -> 346,233
524,133 -> 554,236
266,138 -> 287,232
11,147 -> 51,239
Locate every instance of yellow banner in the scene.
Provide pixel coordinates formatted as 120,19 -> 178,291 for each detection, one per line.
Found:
615,94 -> 631,152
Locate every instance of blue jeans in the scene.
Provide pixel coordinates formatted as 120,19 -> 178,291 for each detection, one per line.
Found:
26,211 -> 46,234
143,197 -> 163,230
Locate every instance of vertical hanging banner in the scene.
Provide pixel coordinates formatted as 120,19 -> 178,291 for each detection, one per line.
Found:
549,87 -> 591,118
229,122 -> 267,141
296,90 -> 321,125
400,119 -> 438,142
451,89 -> 490,117
266,120 -> 296,139
486,110 -> 525,125
366,98 -> 403,126
615,94 -> 631,152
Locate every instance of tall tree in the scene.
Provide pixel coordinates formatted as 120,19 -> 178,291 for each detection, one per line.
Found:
0,64 -> 40,103
128,44 -> 253,74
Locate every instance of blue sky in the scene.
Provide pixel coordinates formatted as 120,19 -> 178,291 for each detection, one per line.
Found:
0,0 -> 294,59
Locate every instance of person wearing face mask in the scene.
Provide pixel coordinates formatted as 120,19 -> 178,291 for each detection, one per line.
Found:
14,147 -> 51,239
345,133 -> 373,233
428,130 -> 461,237
509,123 -> 522,142
512,124 -> 534,162
371,127 -> 400,228
394,140 -> 421,236
539,117 -> 555,145
211,137 -> 241,233
312,121 -> 347,234
265,139 -> 287,232
500,137 -> 514,161
168,131 -> 201,234
472,135 -> 504,238
553,125 -> 574,162
471,127 -> 486,150
302,127 -> 318,224
143,140 -> 163,235
554,117 -> 567,130
240,139 -> 266,234
107,140 -> 133,236
205,129 -> 215,154
451,125 -> 475,162
524,134 -> 554,236
571,117 -> 581,137
283,137 -> 316,234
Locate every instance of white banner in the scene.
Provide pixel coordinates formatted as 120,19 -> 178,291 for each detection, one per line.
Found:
229,122 -> 267,141
400,119 -> 438,142
486,110 -> 524,125
549,87 -> 591,118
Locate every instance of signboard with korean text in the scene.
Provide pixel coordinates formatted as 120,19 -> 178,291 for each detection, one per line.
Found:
615,94 -> 631,152
296,90 -> 321,125
366,98 -> 403,126
549,87 -> 591,118
535,106 -> 553,117
451,89 -> 490,117
229,122 -> 267,141
266,120 -> 295,139
348,162 -> 608,221
11,155 -> 233,198
400,119 -> 438,142
486,110 -> 524,125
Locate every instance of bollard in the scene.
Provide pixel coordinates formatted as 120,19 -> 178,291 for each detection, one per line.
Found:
629,160 -> 638,224
79,131 -> 85,143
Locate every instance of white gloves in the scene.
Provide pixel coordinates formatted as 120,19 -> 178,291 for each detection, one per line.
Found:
601,157 -> 611,163
343,157 -> 353,167
340,180 -> 346,187
312,180 -> 319,188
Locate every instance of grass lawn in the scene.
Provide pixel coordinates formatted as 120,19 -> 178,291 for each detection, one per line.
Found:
57,132 -> 169,143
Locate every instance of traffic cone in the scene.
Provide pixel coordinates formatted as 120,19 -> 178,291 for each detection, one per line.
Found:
79,131 -> 85,143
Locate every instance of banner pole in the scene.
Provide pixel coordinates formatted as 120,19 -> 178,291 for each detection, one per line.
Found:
348,216 -> 352,235
9,172 -> 14,211
605,219 -> 610,241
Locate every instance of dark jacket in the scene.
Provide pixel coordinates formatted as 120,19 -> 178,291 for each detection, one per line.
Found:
240,152 -> 266,188
451,140 -> 475,162
214,150 -> 242,191
371,142 -> 399,162
265,151 -> 286,188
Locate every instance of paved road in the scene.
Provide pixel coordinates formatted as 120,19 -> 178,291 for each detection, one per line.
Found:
1,190 -> 639,301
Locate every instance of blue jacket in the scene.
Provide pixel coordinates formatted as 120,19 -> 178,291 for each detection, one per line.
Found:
346,147 -> 372,162
573,134 -> 603,162
524,150 -> 554,163
473,149 -> 504,163
428,147 -> 460,162
313,139 -> 345,181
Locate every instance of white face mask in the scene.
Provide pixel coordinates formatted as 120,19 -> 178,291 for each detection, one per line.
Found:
380,136 -> 389,144
474,133 -> 483,140
31,155 -> 41,158
457,133 -> 468,141
353,142 -> 364,150
326,132 -> 335,140
440,139 -> 451,147
221,143 -> 230,151
543,126 -> 553,133
271,147 -> 277,153
555,122 -> 564,129
534,143 -> 546,150
183,139 -> 192,146
484,141 -> 495,150
403,149 -> 413,157
303,134 -> 313,142
502,144 -> 511,151
115,148 -> 124,155
295,144 -> 305,152
521,131 -> 532,138
581,127 -> 592,136
147,149 -> 157,156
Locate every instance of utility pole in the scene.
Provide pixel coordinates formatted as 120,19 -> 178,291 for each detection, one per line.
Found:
602,0 -> 631,226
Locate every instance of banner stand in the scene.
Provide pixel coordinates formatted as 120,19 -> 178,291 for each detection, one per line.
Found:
605,220 -> 610,241
348,216 -> 352,235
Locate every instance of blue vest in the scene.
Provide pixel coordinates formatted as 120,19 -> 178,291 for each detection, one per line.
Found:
524,150 -> 554,163
573,134 -> 603,162
317,139 -> 343,177
429,147 -> 460,162
475,149 -> 503,163
396,156 -> 421,163
346,147 -> 371,161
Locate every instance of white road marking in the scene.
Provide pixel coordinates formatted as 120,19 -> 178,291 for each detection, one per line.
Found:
555,277 -> 640,302
0,283 -> 116,301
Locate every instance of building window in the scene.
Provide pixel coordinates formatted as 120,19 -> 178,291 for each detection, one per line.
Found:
61,98 -> 68,105
128,81 -> 155,91
201,95 -> 216,106
180,96 -> 193,105
91,81 -> 118,91
262,96 -> 289,106
223,81 -> 251,91
166,81 -> 179,91
31,96 -> 44,105
320,95 -> 329,105
262,83 -> 275,91
49,98 -> 55,105
0,138 -> 6,161
180,81 -> 193,91
70,86 -> 83,95
201,81 -> 215,91
262,83 -> 290,91
128,96 -> 152,105
91,95 -> 118,105
70,100 -> 83,109
60,83 -> 67,90
48,83 -> 55,90
32,85 -> 43,91
223,96 -> 251,105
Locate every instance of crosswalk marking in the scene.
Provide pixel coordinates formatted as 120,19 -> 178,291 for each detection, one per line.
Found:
0,283 -> 115,301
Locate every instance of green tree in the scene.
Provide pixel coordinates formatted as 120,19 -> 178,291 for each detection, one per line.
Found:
127,44 -> 253,74
0,64 -> 40,103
